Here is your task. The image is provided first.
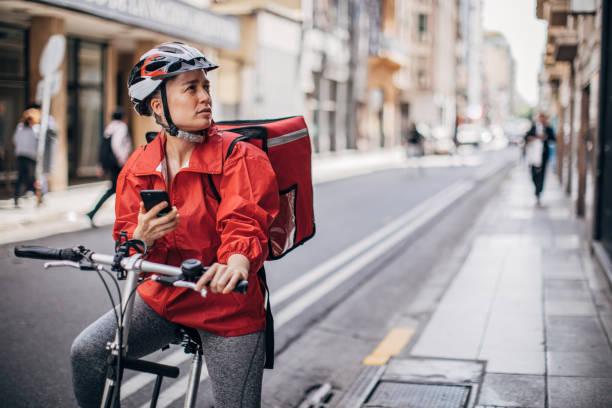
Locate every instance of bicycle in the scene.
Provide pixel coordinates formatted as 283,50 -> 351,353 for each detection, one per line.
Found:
14,233 -> 248,408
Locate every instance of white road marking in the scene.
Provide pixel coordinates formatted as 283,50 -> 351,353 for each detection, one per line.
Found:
137,365 -> 209,408
123,179 -> 475,407
270,180 -> 473,306
120,350 -> 190,399
274,181 -> 473,327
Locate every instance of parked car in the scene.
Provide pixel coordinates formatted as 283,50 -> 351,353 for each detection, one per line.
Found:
419,123 -> 455,155
430,125 -> 456,154
456,123 -> 485,146
503,118 -> 532,145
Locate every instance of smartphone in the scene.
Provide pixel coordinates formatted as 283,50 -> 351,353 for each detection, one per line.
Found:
140,190 -> 171,216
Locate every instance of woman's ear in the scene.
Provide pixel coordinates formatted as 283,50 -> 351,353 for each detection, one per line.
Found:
150,97 -> 163,117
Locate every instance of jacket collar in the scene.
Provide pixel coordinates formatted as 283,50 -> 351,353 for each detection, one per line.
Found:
133,122 -> 223,176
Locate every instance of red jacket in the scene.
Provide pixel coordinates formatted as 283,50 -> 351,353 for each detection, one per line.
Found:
113,124 -> 279,337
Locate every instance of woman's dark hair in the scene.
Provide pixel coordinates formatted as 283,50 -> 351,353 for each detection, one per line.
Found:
112,107 -> 125,121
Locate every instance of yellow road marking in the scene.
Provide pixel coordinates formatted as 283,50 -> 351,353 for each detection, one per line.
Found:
363,328 -> 415,366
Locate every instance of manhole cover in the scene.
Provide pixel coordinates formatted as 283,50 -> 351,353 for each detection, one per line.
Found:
364,381 -> 471,408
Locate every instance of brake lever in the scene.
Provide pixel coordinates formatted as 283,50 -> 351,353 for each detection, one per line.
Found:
151,275 -> 248,297
151,275 -> 207,297
174,280 -> 208,297
44,260 -> 98,271
44,261 -> 81,270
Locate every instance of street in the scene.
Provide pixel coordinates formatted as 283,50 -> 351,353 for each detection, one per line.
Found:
0,147 -> 517,407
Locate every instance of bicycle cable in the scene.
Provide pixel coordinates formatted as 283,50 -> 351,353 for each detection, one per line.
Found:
94,268 -> 120,328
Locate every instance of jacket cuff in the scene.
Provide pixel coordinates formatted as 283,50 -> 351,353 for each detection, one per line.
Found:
217,241 -> 264,271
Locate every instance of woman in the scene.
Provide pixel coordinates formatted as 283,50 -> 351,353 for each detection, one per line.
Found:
12,107 -> 41,208
71,42 -> 279,407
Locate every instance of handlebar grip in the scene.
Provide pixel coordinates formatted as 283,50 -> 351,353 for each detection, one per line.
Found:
14,246 -> 81,261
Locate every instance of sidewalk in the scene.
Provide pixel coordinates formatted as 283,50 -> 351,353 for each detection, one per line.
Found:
338,165 -> 612,408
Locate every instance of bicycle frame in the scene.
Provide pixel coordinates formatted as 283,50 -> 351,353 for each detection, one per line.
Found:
14,244 -> 247,408
95,253 -> 203,408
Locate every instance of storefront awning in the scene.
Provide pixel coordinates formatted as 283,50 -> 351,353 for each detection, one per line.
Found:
34,0 -> 240,50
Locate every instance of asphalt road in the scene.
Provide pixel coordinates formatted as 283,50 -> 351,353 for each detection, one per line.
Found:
0,147 -> 518,407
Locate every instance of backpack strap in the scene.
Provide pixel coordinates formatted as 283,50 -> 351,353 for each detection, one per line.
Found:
205,132 -> 275,369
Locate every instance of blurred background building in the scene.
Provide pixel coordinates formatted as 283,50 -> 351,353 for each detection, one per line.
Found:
482,31 -> 516,125
536,0 -> 612,280
0,0 -> 495,192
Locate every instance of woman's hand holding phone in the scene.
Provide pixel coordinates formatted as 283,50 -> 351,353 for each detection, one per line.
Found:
132,201 -> 180,247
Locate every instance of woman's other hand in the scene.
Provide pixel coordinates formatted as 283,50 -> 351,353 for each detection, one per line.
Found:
196,254 -> 250,294
132,201 -> 179,247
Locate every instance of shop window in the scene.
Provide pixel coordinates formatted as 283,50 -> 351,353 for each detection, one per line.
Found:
0,24 -> 27,194
67,38 -> 105,179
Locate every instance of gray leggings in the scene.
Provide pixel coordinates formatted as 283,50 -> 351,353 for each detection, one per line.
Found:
70,295 -> 264,408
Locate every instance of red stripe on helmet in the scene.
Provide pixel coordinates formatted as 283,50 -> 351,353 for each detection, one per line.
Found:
140,53 -> 167,78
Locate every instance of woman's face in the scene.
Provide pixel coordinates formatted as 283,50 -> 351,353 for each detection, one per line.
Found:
161,69 -> 212,132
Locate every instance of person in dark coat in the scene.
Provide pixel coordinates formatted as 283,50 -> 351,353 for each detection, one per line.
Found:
525,113 -> 555,204
403,122 -> 425,157
86,107 -> 132,226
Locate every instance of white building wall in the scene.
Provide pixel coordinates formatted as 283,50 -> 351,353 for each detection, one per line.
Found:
248,11 -> 303,118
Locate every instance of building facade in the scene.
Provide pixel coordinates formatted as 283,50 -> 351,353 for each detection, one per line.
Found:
396,0 -> 458,140
0,0 -> 242,193
0,0 -> 464,197
482,31 -> 516,125
536,0 -> 612,281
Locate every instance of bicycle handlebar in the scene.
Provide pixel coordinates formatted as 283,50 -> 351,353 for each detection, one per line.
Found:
14,246 -> 82,261
14,245 -> 249,295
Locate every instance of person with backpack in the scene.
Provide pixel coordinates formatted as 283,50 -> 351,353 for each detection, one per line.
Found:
12,107 -> 41,208
85,107 -> 132,226
70,42 -> 280,408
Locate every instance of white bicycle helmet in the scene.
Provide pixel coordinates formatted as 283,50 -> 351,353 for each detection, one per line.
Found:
128,42 -> 218,137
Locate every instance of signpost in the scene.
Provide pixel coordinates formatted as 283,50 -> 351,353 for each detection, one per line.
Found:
35,34 -> 65,205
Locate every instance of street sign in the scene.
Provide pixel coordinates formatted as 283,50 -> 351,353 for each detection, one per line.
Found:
39,34 -> 65,77
35,34 -> 66,204
35,71 -> 63,103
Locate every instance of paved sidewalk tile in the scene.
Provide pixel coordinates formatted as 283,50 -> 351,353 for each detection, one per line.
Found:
478,373 -> 545,408
548,377 -> 612,408
547,350 -> 612,377
410,165 -> 612,406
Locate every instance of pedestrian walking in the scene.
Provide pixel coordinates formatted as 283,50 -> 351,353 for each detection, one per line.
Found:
85,107 -> 132,226
71,42 -> 279,407
525,113 -> 555,204
12,107 -> 41,208
403,122 -> 425,157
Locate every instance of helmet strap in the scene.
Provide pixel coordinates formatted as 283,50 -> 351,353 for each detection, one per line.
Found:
158,81 -> 206,143
160,82 -> 179,137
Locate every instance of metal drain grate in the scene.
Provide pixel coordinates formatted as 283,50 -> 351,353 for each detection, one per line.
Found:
364,381 -> 471,408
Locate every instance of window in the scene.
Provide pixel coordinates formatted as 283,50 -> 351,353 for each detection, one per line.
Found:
328,79 -> 337,152
311,72 -> 321,153
417,13 -> 429,42
67,39 -> 105,179
0,24 -> 27,191
416,57 -> 429,88
418,13 -> 427,33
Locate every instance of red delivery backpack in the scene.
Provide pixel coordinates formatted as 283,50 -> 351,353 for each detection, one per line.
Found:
215,116 -> 315,260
